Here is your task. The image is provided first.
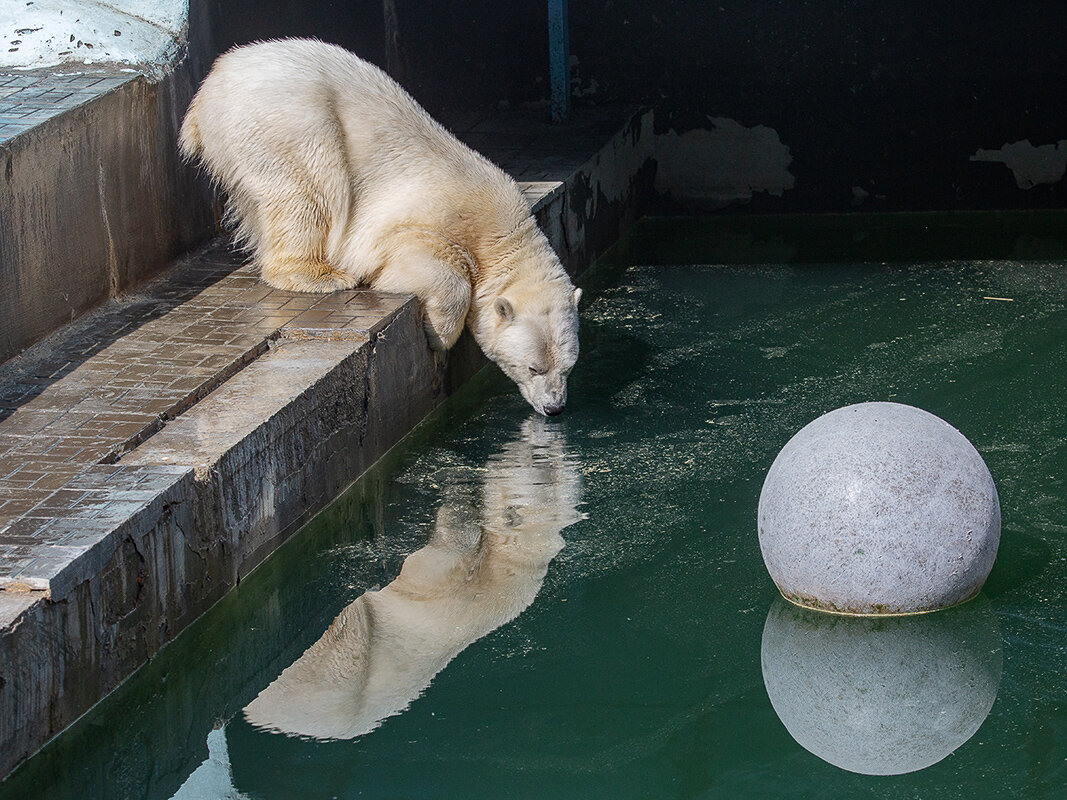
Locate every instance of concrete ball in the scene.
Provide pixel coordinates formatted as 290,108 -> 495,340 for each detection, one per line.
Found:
758,402 -> 1000,615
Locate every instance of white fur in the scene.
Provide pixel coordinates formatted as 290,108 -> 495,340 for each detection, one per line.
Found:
242,418 -> 582,740
181,38 -> 581,414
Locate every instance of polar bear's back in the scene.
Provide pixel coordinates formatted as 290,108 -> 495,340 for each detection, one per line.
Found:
182,38 -> 494,193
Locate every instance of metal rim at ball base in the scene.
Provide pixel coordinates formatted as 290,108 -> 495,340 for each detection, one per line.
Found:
774,586 -> 982,618
757,402 -> 1001,616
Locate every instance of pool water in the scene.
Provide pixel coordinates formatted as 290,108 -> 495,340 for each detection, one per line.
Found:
4,213 -> 1066,799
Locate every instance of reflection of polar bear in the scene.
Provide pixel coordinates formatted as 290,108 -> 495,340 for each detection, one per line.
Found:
243,417 -> 583,740
181,39 -> 581,415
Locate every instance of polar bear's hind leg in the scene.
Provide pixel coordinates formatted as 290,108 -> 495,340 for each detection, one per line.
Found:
244,172 -> 355,293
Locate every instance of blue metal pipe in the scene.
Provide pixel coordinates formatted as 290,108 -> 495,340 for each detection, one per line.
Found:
547,0 -> 570,123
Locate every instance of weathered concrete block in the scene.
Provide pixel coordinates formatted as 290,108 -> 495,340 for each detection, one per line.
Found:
0,463 -> 215,777
758,402 -> 1001,615
0,70 -> 214,363
122,298 -> 453,578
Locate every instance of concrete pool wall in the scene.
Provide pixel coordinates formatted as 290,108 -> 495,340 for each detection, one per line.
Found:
0,102 -> 654,777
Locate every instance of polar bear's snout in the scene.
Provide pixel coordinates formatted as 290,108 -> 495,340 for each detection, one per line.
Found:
540,374 -> 568,416
518,369 -> 570,417
531,384 -> 567,417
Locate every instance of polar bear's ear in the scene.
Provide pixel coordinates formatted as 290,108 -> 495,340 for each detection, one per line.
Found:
494,297 -> 515,322
573,288 -> 582,306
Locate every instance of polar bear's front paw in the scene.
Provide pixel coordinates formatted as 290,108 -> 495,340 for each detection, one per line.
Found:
295,270 -> 359,293
422,319 -> 452,352
422,305 -> 466,352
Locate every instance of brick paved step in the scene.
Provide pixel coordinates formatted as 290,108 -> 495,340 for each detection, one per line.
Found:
0,246 -> 413,592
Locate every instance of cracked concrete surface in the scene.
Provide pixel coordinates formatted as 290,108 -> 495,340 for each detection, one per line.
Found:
0,0 -> 188,76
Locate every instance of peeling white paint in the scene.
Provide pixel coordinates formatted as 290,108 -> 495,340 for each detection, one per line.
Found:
0,0 -> 187,77
655,118 -> 795,209
587,110 -> 654,212
970,139 -> 1067,189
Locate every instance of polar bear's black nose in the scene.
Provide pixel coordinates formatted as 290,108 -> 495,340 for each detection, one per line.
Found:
543,402 -> 565,416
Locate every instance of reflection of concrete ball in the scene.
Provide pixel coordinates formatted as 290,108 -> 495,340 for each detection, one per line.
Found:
761,598 -> 1003,775
758,402 -> 1000,615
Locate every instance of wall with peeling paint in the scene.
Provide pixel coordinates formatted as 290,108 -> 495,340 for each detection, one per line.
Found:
188,0 -> 1067,212
565,0 -> 1067,212
654,120 -> 795,210
971,141 -> 1067,190
232,0 -> 1062,213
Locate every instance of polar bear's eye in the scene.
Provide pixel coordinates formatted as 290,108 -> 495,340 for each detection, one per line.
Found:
528,366 -> 546,376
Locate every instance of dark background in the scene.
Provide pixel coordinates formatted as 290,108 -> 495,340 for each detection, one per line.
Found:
200,0 -> 1067,212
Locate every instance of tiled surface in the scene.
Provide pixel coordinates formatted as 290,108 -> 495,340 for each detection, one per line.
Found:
0,243 -> 409,590
0,71 -> 133,141
0,464 -> 191,593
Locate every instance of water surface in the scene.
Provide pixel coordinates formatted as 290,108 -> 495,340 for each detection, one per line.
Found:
4,213 -> 1066,799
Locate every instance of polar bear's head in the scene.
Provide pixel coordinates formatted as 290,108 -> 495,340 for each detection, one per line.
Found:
480,278 -> 581,416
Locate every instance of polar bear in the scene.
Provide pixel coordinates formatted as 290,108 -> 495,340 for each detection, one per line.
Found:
180,39 -> 580,415
242,417 -> 583,740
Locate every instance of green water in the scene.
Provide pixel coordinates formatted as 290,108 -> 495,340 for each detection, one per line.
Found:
4,213 -> 1066,799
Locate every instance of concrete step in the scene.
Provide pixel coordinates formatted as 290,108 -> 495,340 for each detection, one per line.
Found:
0,249 -> 411,597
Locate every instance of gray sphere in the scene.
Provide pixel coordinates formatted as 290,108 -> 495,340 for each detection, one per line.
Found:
758,402 -> 1000,615
761,598 -> 1003,775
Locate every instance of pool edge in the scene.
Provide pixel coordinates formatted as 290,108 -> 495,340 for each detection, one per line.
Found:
0,106 -> 655,781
